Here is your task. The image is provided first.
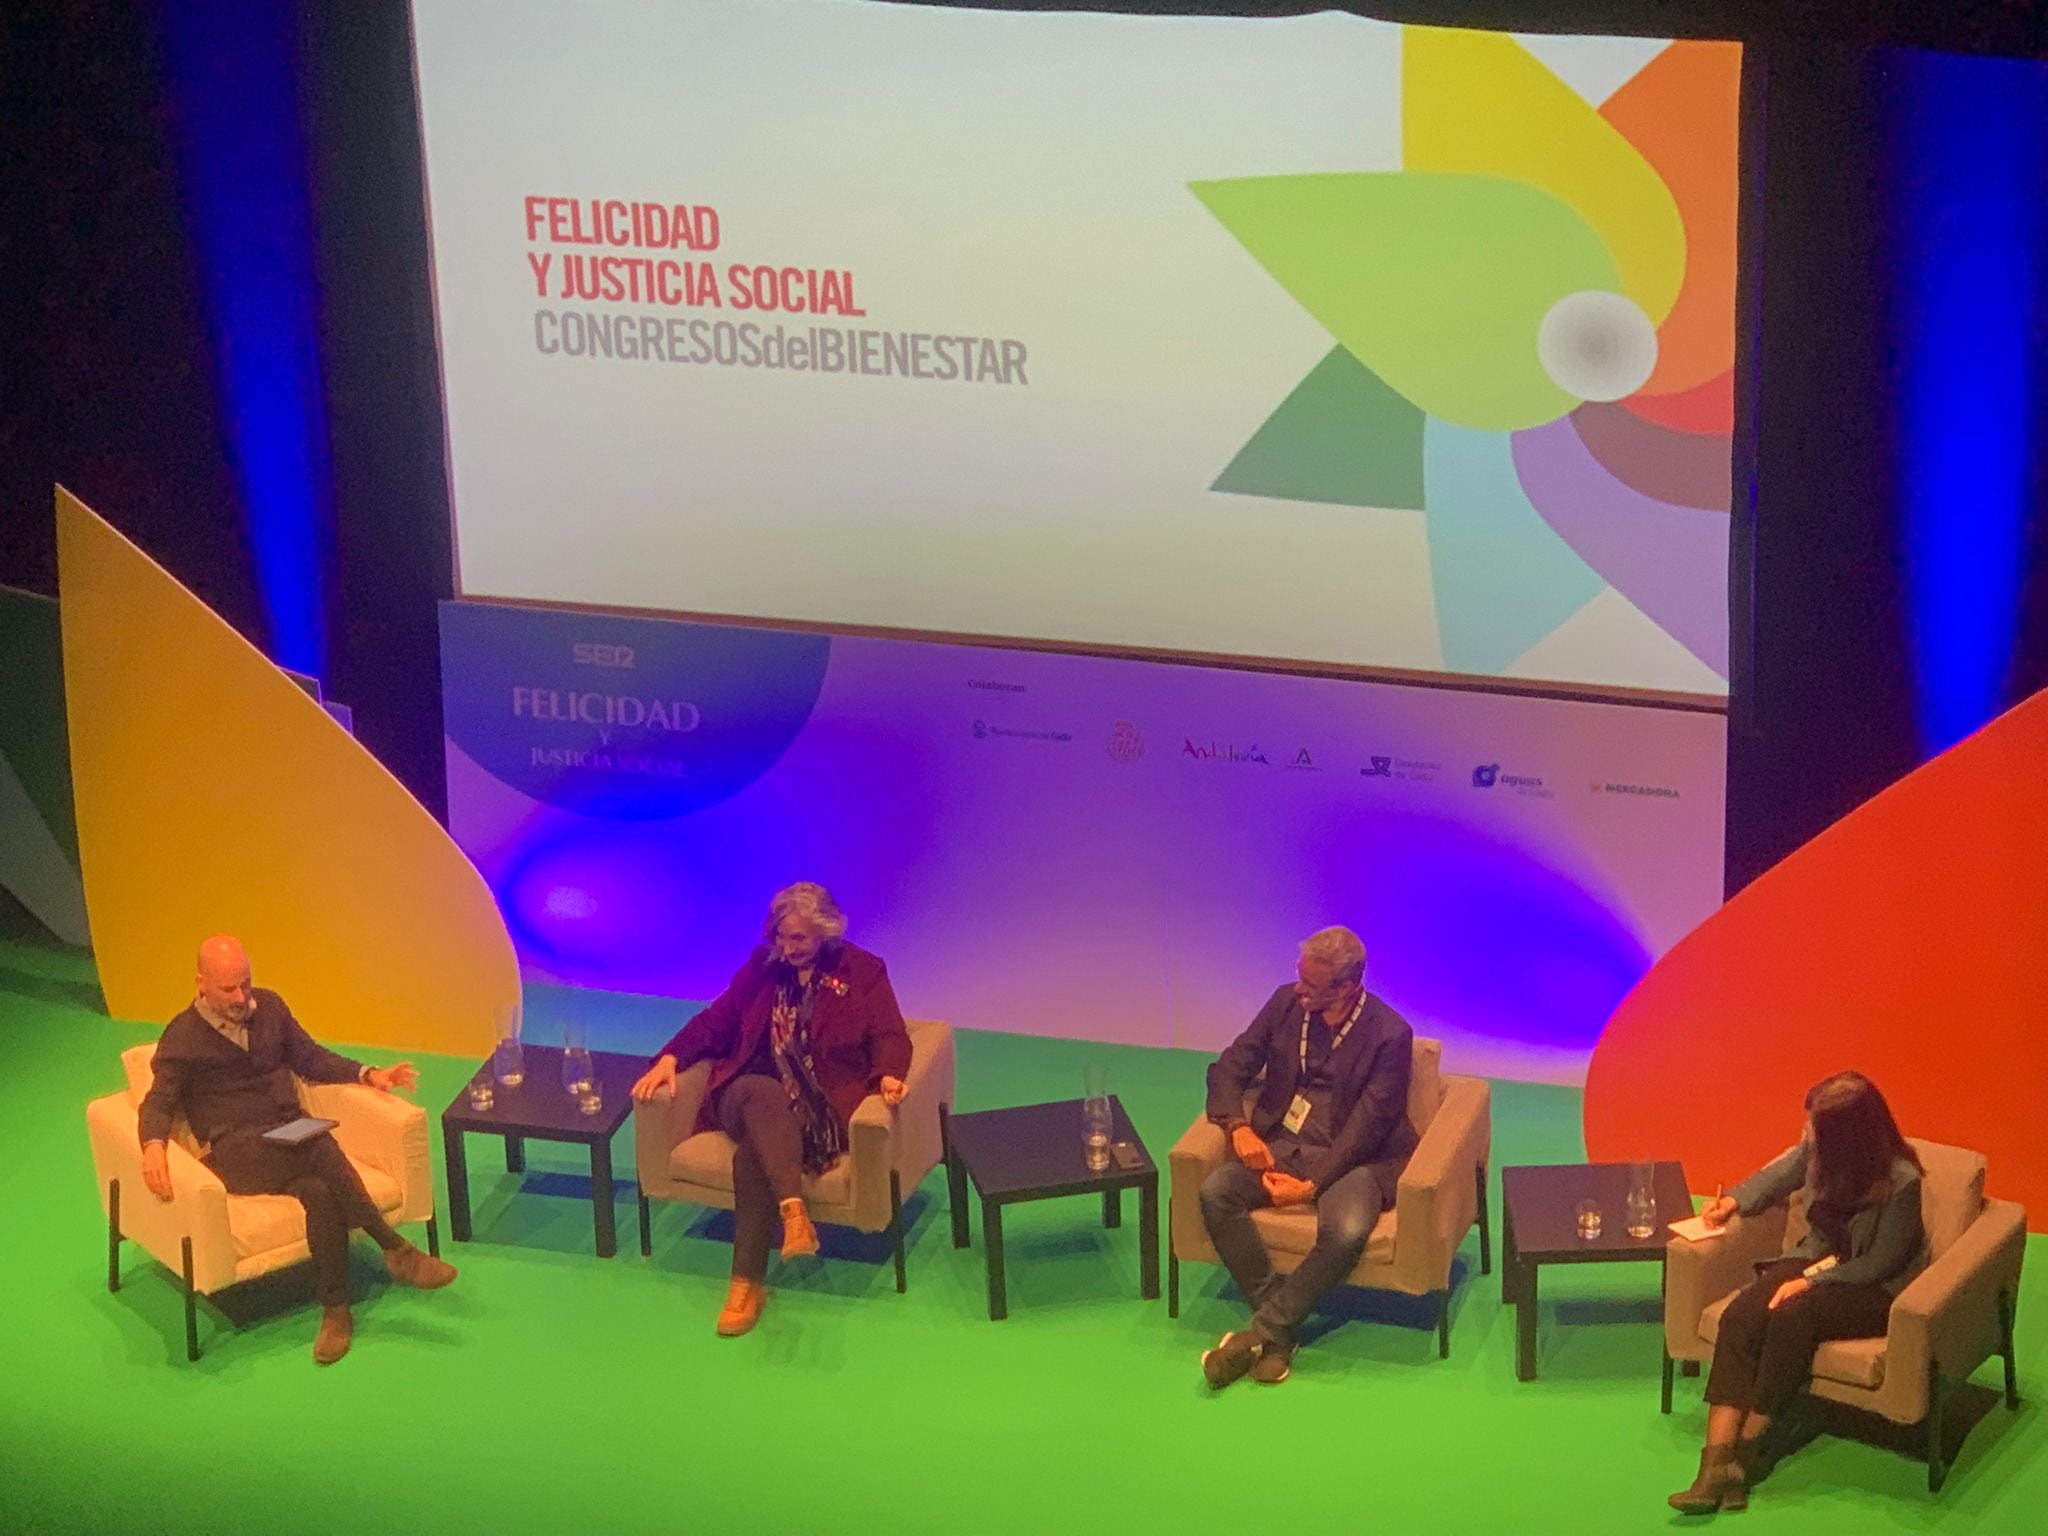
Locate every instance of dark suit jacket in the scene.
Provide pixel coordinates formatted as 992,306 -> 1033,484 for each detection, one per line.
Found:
653,941 -> 912,1138
1205,985 -> 1419,1192
137,989 -> 365,1147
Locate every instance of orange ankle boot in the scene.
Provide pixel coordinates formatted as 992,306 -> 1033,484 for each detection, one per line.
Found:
716,1277 -> 766,1336
779,1199 -> 820,1260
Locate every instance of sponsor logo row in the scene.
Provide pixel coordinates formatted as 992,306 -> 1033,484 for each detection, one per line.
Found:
972,716 -> 1682,800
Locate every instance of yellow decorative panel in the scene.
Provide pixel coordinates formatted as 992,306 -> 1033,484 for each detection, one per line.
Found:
57,487 -> 516,1055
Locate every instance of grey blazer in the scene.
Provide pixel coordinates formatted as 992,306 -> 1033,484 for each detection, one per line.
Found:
1731,1137 -> 1929,1297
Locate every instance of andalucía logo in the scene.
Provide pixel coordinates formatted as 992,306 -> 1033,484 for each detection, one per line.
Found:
1107,720 -> 1144,764
1288,747 -> 1318,770
1183,739 -> 1269,765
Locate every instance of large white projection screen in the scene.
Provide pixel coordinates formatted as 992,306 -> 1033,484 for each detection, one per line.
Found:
412,0 -> 1738,699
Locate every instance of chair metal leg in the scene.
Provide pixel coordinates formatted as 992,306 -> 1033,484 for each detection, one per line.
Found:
1999,1289 -> 2019,1409
107,1180 -> 122,1293
1926,1358 -> 1947,1493
1168,1249 -> 1180,1319
1475,1163 -> 1491,1276
1661,1352 -> 1674,1414
425,1215 -> 440,1259
1437,1289 -> 1450,1358
638,1193 -> 653,1258
180,1236 -> 199,1363
889,1170 -> 907,1294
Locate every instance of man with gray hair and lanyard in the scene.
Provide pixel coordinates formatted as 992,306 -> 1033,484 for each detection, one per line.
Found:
1196,925 -> 1418,1386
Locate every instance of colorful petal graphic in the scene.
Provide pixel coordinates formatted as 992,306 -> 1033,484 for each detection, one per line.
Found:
1212,347 -> 1426,510
1424,418 -> 1607,674
1570,402 -> 1730,511
1191,171 -> 1617,433
1192,31 -> 1736,683
1600,41 -> 1742,399
1511,416 -> 1729,678
1404,26 -> 1686,324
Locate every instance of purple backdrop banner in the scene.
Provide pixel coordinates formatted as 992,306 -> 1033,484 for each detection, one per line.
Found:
442,601 -> 1726,1083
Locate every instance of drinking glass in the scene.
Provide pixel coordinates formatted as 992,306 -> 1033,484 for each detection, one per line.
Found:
1575,1198 -> 1603,1240
1626,1161 -> 1659,1238
467,1075 -> 496,1113
491,1001 -> 526,1087
562,1018 -> 595,1096
576,1085 -> 604,1117
1081,1065 -> 1112,1171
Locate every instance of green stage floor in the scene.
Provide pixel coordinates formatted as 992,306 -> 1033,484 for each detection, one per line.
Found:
1,935 -> 2039,1535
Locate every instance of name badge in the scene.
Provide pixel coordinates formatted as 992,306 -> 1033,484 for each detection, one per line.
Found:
1282,1093 -> 1312,1134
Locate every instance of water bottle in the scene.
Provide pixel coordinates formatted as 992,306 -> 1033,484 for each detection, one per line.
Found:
492,1001 -> 526,1087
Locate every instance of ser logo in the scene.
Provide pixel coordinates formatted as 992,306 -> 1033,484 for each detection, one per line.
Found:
1472,763 -> 1500,788
572,643 -> 636,669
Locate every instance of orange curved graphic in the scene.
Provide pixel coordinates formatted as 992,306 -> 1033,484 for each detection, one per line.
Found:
1603,41 -> 1742,400
57,488 -> 518,1053
1585,689 -> 2048,1227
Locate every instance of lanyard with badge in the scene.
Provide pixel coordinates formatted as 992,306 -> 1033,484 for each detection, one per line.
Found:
1282,990 -> 1366,1134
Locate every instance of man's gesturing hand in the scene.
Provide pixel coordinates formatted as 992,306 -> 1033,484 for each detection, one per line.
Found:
1230,1125 -> 1274,1170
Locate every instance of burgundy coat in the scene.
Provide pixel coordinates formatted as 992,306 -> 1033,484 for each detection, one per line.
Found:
654,942 -> 912,1138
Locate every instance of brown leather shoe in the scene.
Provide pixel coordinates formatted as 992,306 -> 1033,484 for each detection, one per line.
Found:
716,1278 -> 766,1337
384,1242 -> 459,1290
778,1200 -> 820,1260
313,1305 -> 354,1365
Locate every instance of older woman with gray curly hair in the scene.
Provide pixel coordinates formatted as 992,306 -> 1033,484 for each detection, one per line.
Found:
632,882 -> 911,1336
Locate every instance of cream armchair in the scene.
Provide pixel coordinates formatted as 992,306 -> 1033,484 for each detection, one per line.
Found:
633,1017 -> 955,1290
1662,1138 -> 2026,1492
1168,1036 -> 1492,1355
87,1042 -> 437,1361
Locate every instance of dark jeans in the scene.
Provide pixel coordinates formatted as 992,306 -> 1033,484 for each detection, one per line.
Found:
1705,1256 -> 1895,1416
1198,1159 -> 1388,1347
716,1072 -> 807,1282
204,1128 -> 400,1307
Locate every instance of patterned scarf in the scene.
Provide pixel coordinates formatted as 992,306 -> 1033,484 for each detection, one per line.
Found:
769,966 -> 849,1176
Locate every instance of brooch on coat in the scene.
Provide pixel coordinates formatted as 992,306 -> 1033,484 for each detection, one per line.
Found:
820,974 -> 850,997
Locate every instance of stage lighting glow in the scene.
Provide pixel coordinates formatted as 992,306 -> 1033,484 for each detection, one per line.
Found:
1888,49 -> 2048,756
162,0 -> 331,677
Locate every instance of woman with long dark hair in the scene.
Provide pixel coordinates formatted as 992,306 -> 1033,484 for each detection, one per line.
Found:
1668,1071 -> 1928,1514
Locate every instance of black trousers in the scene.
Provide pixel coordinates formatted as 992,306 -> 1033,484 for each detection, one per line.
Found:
716,1073 -> 807,1282
205,1129 -> 400,1307
1705,1257 -> 1894,1416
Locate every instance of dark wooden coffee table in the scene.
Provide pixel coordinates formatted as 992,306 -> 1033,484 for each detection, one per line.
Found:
441,1045 -> 645,1258
941,1097 -> 1159,1321
1500,1160 -> 1691,1380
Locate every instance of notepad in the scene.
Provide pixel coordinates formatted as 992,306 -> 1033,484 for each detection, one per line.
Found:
1668,1215 -> 1729,1243
262,1116 -> 338,1146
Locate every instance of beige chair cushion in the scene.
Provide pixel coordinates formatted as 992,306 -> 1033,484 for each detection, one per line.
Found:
224,1166 -> 404,1259
1250,1204 -> 1399,1267
1912,1139 -> 1986,1259
670,1132 -> 853,1209
1700,1292 -> 1887,1390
